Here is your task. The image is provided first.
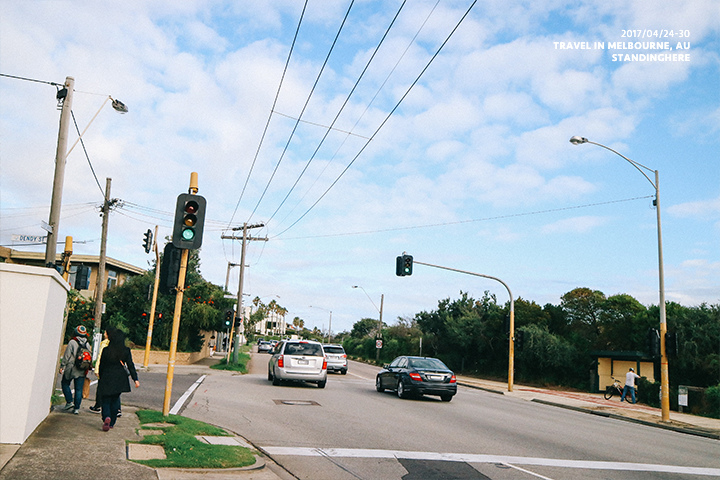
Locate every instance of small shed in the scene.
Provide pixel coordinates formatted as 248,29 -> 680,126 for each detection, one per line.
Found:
590,350 -> 656,393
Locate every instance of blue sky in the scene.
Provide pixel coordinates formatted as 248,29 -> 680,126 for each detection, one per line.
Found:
1,0 -> 718,335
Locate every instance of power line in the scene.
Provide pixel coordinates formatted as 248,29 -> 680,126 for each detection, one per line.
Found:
246,0 -> 356,222
264,0 -> 408,225
71,110 -> 105,197
279,195 -> 656,240
272,0 -> 478,238
227,0 -> 309,230
273,0 -> 441,230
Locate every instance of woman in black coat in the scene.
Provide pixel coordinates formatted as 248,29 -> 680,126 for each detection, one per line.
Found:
98,328 -> 139,431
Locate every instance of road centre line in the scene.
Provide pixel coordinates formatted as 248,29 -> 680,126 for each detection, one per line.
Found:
259,447 -> 720,477
170,374 -> 206,415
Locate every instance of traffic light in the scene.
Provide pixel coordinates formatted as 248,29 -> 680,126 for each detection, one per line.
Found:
234,313 -> 241,328
665,331 -> 678,358
515,330 -> 524,350
142,229 -> 153,254
396,254 -> 413,276
647,328 -> 660,357
225,310 -> 234,327
74,265 -> 90,290
172,193 -> 206,249
159,243 -> 183,295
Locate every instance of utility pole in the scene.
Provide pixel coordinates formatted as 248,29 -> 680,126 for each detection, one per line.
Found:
45,76 -> 74,268
92,178 -> 112,357
377,294 -> 384,362
221,224 -> 267,363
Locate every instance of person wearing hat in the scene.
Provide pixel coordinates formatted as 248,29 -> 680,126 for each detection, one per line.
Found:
59,325 -> 92,414
621,367 -> 641,404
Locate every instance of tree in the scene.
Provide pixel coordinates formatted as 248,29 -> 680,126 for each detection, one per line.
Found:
350,318 -> 380,338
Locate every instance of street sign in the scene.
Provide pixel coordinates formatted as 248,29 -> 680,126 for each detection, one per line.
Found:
376,339 -> 383,349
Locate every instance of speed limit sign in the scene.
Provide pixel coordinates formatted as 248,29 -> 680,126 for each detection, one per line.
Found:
376,339 -> 383,349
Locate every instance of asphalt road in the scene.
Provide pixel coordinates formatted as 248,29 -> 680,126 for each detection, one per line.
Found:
149,353 -> 720,480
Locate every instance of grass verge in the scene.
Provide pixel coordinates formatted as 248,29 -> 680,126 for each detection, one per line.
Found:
131,409 -> 256,469
211,348 -> 250,373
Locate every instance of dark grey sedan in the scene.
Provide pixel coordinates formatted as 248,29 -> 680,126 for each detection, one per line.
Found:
376,356 -> 457,401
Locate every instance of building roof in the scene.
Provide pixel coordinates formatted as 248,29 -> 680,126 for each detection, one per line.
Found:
0,247 -> 146,275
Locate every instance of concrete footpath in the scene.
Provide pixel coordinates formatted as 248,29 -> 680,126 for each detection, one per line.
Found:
2,360 -> 718,480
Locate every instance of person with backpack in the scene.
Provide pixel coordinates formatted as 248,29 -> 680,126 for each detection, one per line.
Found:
59,325 -> 92,414
98,328 -> 139,431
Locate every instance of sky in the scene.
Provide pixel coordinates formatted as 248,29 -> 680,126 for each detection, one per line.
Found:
1,0 -> 718,336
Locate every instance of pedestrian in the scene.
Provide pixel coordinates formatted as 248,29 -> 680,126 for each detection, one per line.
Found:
88,330 -> 109,413
209,335 -> 216,356
59,325 -> 92,414
97,328 -> 139,431
621,367 -> 641,404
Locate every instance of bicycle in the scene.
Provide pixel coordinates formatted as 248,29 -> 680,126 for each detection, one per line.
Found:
603,377 -> 624,400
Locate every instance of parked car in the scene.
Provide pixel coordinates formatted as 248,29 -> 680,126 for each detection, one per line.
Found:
323,344 -> 347,374
268,340 -> 327,388
376,356 -> 456,401
257,340 -> 273,353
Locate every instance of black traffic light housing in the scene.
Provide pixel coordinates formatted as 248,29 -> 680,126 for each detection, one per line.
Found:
515,330 -> 525,350
396,255 -> 413,276
665,331 -> 678,358
142,229 -> 153,254
647,328 -> 660,357
172,193 -> 207,249
74,265 -> 90,290
225,310 -> 234,327
159,243 -> 184,295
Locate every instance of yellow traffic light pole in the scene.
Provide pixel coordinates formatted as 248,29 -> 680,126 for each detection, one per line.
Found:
143,225 -> 160,368
162,173 -> 198,416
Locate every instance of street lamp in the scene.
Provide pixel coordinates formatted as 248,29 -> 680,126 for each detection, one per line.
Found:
570,135 -> 669,422
45,77 -> 128,268
309,305 -> 332,343
352,285 -> 384,362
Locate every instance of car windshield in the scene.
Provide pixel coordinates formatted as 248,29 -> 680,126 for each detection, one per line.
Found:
323,346 -> 344,354
408,358 -> 449,370
283,342 -> 323,356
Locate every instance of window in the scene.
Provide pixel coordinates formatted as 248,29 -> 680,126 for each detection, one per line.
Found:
106,270 -> 117,289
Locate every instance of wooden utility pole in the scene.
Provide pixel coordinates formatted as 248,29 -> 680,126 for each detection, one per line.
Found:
221,224 -> 267,363
92,177 -> 112,357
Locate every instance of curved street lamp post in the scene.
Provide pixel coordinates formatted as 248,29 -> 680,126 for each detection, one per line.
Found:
570,136 -> 669,422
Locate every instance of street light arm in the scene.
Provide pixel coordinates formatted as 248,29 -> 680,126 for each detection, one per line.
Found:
570,137 -> 656,190
351,286 -> 380,313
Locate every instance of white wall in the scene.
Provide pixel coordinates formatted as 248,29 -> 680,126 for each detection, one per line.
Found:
0,263 -> 69,444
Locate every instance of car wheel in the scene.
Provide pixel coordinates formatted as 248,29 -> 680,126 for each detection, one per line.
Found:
397,380 -> 409,399
267,370 -> 273,381
272,370 -> 281,386
341,369 -> 347,375
375,376 -> 384,392
441,394 -> 453,402
317,380 -> 326,389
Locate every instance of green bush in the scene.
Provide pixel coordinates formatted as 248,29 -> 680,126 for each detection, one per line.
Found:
705,384 -> 720,418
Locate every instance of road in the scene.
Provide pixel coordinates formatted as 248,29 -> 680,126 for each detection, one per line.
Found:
128,353 -> 720,479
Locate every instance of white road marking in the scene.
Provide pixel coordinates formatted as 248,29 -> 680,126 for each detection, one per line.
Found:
170,374 -> 206,415
259,447 -> 720,476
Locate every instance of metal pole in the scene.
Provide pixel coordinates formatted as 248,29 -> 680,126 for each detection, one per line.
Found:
413,260 -> 515,391
143,225 -> 160,368
655,170 -> 670,421
570,137 -> 669,421
92,178 -> 111,355
45,76 -> 74,267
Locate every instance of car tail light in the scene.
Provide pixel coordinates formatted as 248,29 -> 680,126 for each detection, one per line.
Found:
449,374 -> 457,383
322,358 -> 327,370
278,355 -> 284,368
409,373 -> 423,382
342,354 -> 347,358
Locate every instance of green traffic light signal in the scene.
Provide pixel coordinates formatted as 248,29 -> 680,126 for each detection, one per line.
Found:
396,254 -> 413,276
172,194 -> 206,249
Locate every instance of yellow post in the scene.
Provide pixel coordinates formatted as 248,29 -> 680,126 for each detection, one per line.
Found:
162,172 -> 198,416
143,225 -> 160,368
162,247 -> 189,416
508,306 -> 515,392
61,236 -> 73,281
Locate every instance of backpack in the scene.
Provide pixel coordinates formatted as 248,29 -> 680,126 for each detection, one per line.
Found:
74,339 -> 93,370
